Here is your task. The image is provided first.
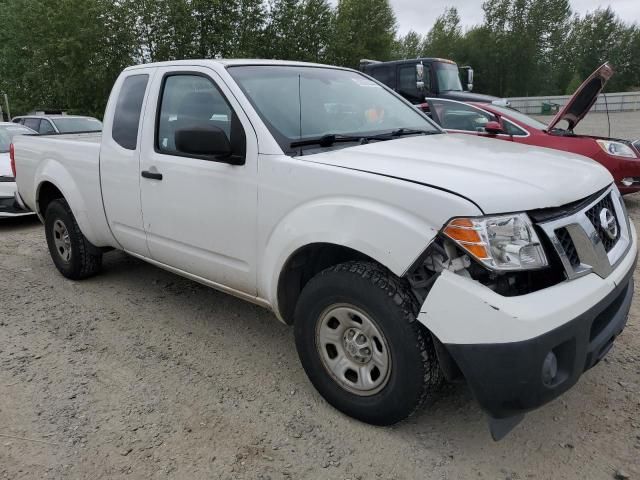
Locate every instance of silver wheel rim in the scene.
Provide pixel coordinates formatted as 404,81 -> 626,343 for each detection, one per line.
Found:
315,304 -> 391,396
52,219 -> 72,262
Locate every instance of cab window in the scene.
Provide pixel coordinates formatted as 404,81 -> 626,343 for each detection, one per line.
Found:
398,65 -> 424,102
23,118 -> 41,131
112,74 -> 149,150
428,99 -> 496,132
368,67 -> 393,88
156,74 -> 245,159
39,120 -> 56,134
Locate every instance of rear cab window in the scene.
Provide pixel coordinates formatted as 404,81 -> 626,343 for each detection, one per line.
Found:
112,74 -> 149,150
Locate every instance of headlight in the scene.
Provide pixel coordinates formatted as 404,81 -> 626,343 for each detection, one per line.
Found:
443,213 -> 548,271
596,139 -> 637,158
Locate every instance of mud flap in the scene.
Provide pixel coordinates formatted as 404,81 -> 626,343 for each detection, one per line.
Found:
488,414 -> 525,441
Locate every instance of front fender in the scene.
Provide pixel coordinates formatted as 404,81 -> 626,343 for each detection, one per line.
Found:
260,196 -> 439,311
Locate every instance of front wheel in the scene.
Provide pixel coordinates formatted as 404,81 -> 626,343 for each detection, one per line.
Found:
44,199 -> 102,280
294,261 -> 442,425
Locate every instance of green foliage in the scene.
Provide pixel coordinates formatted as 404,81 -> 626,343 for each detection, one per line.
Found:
565,72 -> 583,95
422,7 -> 463,59
329,0 -> 397,68
0,0 -> 638,118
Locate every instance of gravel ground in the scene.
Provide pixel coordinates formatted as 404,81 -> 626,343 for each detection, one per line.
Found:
2,116 -> 640,479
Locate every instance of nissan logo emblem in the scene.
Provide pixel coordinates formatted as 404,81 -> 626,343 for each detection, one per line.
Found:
599,208 -> 618,240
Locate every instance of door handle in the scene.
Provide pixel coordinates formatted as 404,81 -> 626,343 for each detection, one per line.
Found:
141,170 -> 163,181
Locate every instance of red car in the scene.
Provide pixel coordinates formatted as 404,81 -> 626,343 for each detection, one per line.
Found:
426,63 -> 640,194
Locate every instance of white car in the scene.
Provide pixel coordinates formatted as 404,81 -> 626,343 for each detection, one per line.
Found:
13,60 -> 638,439
12,115 -> 102,135
0,122 -> 36,217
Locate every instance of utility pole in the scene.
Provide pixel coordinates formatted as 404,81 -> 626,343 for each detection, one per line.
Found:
3,93 -> 11,120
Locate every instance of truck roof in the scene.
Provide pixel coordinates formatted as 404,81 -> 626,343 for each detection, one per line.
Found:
125,59 -> 350,72
361,58 -> 458,68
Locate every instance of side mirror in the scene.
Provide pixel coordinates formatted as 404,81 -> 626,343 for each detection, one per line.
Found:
484,121 -> 503,135
175,125 -> 243,165
416,63 -> 425,91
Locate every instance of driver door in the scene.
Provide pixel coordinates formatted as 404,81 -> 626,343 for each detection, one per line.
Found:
138,66 -> 259,295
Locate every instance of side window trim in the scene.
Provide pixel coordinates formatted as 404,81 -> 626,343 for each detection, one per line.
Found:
153,70 -> 246,163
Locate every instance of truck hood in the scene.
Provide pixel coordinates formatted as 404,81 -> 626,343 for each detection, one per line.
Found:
548,62 -> 613,131
0,152 -> 12,177
303,133 -> 612,214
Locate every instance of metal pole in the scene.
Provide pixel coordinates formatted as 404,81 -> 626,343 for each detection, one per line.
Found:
3,93 -> 11,119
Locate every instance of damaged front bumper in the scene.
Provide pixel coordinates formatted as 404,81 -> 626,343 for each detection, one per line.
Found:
417,221 -> 637,439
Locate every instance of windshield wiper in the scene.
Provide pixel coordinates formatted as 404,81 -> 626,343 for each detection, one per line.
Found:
387,128 -> 438,137
290,134 -> 366,149
290,129 -> 438,149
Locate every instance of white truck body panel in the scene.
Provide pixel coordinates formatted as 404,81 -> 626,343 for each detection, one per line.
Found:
306,133 -> 612,214
13,133 -> 116,246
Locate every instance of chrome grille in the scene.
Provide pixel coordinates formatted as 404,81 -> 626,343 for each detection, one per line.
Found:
555,227 -> 580,267
585,194 -> 620,252
537,187 -> 631,280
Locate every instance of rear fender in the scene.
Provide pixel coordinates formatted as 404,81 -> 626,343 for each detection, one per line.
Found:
35,159 -> 104,246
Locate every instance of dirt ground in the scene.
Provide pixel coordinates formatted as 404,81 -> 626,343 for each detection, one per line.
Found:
1,115 -> 640,479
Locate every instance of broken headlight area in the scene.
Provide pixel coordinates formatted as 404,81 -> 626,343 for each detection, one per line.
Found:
407,235 -> 565,303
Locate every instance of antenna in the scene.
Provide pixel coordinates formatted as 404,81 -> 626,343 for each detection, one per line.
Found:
603,92 -> 611,138
298,74 -> 303,156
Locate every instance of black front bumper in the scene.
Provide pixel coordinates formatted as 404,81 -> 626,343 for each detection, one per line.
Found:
445,261 -> 635,421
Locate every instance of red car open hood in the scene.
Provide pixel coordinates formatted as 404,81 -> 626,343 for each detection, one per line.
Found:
547,63 -> 614,131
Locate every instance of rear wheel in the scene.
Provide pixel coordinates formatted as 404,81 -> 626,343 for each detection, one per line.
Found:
294,261 -> 442,425
44,199 -> 102,279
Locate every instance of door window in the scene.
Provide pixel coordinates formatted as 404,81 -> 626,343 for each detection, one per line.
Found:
39,120 -> 56,134
369,67 -> 393,88
428,99 -> 496,132
398,65 -> 427,102
112,74 -> 149,150
156,74 -> 245,159
23,118 -> 41,131
502,119 -> 528,136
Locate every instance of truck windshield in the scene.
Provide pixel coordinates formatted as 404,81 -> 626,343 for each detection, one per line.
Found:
228,66 -> 440,153
435,63 -> 463,92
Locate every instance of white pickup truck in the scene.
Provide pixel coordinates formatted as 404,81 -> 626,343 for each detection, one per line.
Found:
13,60 -> 637,439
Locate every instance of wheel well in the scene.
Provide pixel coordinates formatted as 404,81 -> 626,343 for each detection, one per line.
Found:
277,243 -> 376,325
37,182 -> 64,217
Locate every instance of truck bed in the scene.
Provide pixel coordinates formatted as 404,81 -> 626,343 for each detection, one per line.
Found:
13,132 -> 114,247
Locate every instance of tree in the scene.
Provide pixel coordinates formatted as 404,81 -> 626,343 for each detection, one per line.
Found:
329,0 -> 397,68
422,7 -> 462,59
0,0 -> 136,117
394,30 -> 422,59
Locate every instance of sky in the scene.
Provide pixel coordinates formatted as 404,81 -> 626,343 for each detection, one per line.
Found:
381,0 -> 640,35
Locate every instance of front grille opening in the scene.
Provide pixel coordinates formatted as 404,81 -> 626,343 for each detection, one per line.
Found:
555,227 -> 580,268
586,194 -> 620,252
589,286 -> 627,342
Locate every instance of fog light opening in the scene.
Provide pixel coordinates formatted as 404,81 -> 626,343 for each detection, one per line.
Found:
542,351 -> 558,386
621,177 -> 639,187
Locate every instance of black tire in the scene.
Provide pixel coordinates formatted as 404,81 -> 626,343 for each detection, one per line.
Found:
44,198 -> 102,280
294,261 -> 442,426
